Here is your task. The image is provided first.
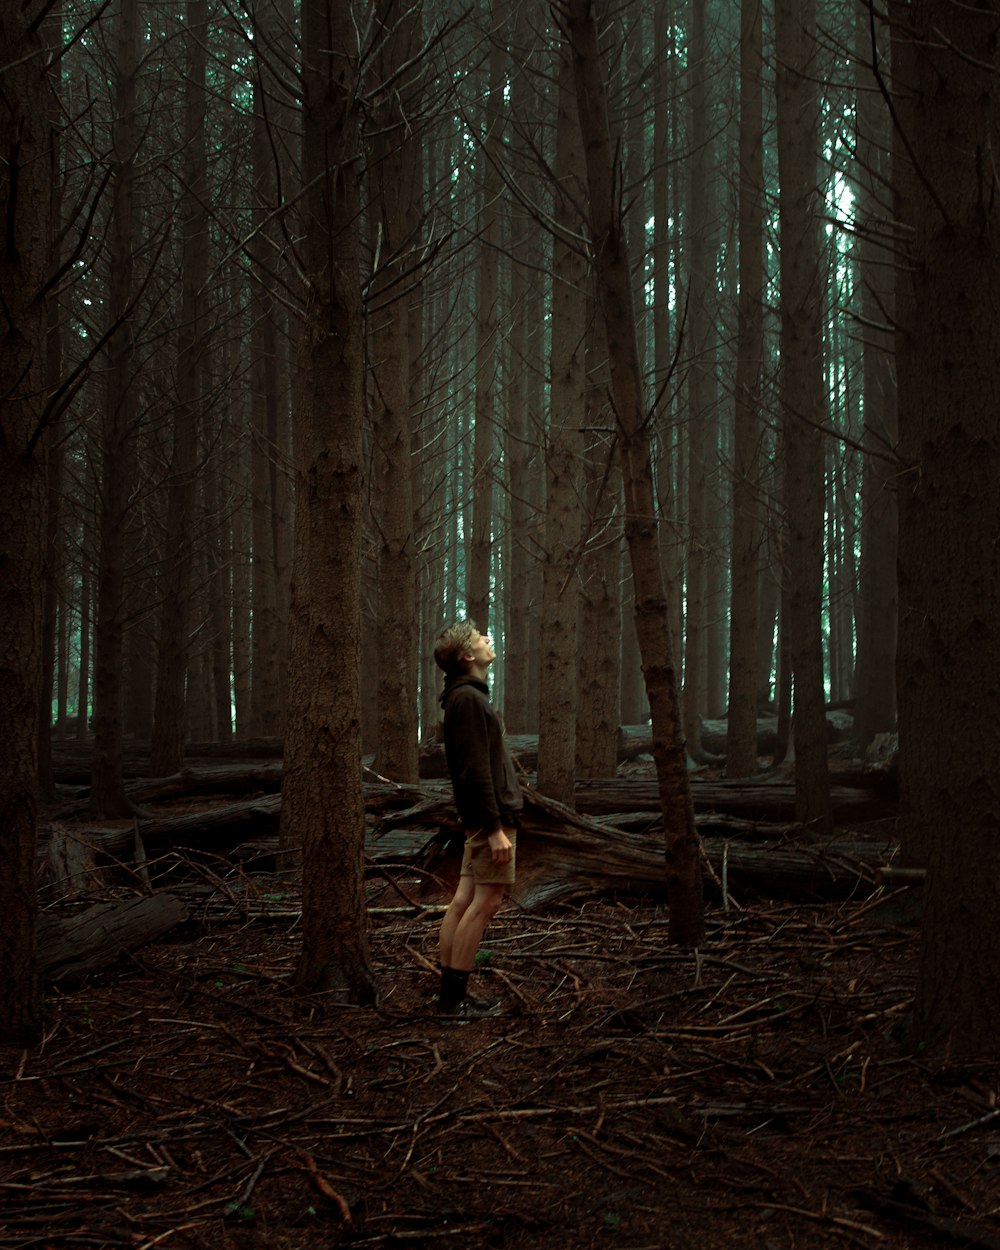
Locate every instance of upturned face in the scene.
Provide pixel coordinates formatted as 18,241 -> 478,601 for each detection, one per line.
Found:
462,629 -> 496,670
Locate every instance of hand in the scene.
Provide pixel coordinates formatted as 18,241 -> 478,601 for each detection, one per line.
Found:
488,829 -> 513,865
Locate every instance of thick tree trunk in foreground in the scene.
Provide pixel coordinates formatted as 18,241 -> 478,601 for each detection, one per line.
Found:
0,3 -> 49,1046
897,1 -> 1000,1059
284,0 -> 375,1003
566,0 -> 704,946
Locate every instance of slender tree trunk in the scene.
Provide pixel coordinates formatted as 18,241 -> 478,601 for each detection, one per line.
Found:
681,0 -> 717,764
652,4 -> 683,700
567,0 -> 704,945
775,0 -> 831,833
91,0 -> 140,817
895,1 -> 1000,1059
150,0 -> 208,775
248,29 -> 282,737
467,5 -> 505,631
370,0 -> 420,782
38,23 -> 63,799
577,296 -> 621,778
853,0 -> 897,749
537,47 -> 585,806
285,0 -> 375,1002
504,0 -> 544,735
727,0 -> 765,777
577,532 -> 622,777
77,559 -> 91,740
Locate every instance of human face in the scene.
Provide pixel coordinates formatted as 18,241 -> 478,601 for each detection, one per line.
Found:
462,629 -> 496,674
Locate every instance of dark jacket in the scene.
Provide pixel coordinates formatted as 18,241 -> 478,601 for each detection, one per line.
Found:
440,675 -> 522,832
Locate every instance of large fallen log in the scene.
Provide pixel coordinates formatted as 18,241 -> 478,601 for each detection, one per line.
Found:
59,779 -> 894,907
476,787 -> 887,907
37,893 -> 189,984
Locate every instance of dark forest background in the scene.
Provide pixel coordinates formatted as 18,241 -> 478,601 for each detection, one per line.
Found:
2,0 -> 999,1056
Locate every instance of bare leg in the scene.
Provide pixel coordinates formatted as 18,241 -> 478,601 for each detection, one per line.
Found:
439,874 -> 475,968
449,882 -> 506,972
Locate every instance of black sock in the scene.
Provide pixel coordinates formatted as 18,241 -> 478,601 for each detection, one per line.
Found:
438,966 -> 469,1010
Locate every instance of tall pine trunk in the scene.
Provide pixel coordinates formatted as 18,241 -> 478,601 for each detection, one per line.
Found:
150,0 -> 209,775
853,0 -> 897,750
285,0 -> 375,1002
567,0 -> 704,946
775,0 -> 832,833
91,0 -> 140,817
370,0 -> 420,781
896,1 -> 1000,1059
0,0 -> 50,1046
537,46 -> 585,806
726,0 -> 765,777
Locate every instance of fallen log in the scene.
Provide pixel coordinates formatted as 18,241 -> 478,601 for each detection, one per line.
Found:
55,777 -> 895,908
577,777 -> 894,822
37,893 -> 189,984
505,787 -> 886,907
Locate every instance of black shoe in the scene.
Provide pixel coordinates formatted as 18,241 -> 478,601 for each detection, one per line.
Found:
437,995 -> 503,1019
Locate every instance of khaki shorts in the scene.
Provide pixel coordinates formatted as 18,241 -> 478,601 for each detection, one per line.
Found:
459,826 -> 517,886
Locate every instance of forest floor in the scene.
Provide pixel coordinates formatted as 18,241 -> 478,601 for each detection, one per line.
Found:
4,794 -> 1000,1250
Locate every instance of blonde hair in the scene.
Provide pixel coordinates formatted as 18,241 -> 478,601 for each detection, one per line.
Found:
434,619 -> 478,677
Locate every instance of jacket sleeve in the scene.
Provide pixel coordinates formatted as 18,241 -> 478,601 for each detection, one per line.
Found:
447,691 -> 502,831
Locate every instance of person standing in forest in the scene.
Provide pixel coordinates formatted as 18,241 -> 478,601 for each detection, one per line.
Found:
433,619 -> 522,1017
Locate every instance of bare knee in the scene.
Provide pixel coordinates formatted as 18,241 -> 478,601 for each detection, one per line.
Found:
448,876 -> 475,915
472,884 -> 506,922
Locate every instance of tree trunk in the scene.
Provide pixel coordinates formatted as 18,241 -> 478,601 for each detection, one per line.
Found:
537,46 -> 585,807
774,0 -> 832,834
853,0 -> 898,750
681,0 -> 717,765
38,20 -> 64,802
896,1 -> 1000,1059
503,0 -> 545,736
577,301 -> 621,779
370,0 -> 420,783
566,0 -> 704,946
652,5 -> 684,683
77,560 -> 91,741
727,0 -> 765,778
284,0 -> 375,1003
467,5 -> 505,632
248,22 -> 283,738
150,0 -> 209,777
91,0 -> 141,818
0,0 -> 50,1046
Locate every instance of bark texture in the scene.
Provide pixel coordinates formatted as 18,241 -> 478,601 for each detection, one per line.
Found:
566,0 -> 704,946
853,0 -> 898,750
370,0 -> 420,782
726,0 -> 765,778
284,0 -> 375,1003
0,0 -> 50,1045
774,0 -> 832,834
91,0 -> 140,818
897,1 -> 1000,1058
537,47 -> 585,806
150,0 -> 209,776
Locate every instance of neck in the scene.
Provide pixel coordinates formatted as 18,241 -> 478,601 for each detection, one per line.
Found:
465,662 -> 490,682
